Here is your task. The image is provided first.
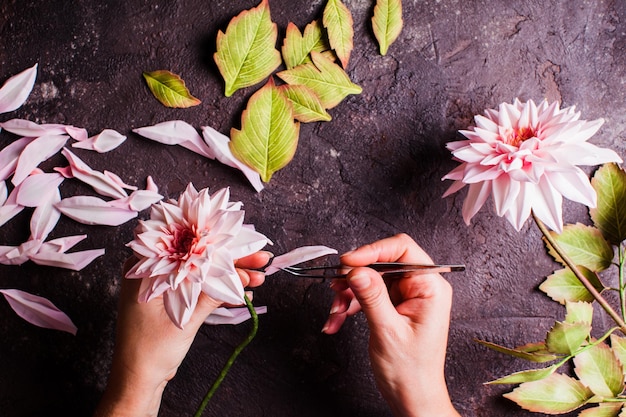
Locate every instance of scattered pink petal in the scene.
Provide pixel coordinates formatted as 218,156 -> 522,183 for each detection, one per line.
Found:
0,183 -> 25,227
109,189 -> 163,211
29,188 -> 61,241
0,240 -> 42,265
0,118 -> 67,137
103,170 -> 137,191
146,175 -> 158,192
30,248 -> 105,271
15,172 -> 64,207
0,64 -> 37,114
265,245 -> 338,275
204,306 -> 268,325
56,195 -> 138,226
201,126 -> 264,192
65,126 -> 88,141
0,137 -> 36,181
71,129 -> 127,153
133,120 -> 216,159
0,181 -> 6,206
54,165 -> 73,178
12,134 -> 68,185
0,289 -> 77,335
61,148 -> 128,198
38,235 -> 87,252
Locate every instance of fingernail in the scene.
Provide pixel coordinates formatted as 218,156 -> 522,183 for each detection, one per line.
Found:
261,251 -> 274,258
329,304 -> 341,315
348,273 -> 370,290
321,321 -> 330,333
341,249 -> 355,257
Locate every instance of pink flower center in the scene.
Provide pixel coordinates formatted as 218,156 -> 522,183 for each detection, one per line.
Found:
171,226 -> 197,257
505,126 -> 536,147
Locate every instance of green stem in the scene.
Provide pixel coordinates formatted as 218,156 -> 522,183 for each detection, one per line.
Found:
193,295 -> 259,417
620,243 -> 626,322
533,212 -> 626,334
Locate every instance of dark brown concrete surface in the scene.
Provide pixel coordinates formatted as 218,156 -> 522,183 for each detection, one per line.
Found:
1,1 -> 625,416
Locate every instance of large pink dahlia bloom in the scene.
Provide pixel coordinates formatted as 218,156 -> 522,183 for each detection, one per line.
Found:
442,98 -> 622,233
125,183 -> 269,328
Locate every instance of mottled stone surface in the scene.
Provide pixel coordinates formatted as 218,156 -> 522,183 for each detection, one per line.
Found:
0,1 -> 625,416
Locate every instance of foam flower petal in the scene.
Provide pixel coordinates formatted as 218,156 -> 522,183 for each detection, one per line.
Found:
0,137 -> 35,181
133,120 -> 215,159
0,181 -> 6,206
0,64 -> 37,114
12,135 -> 68,185
29,248 -> 105,271
0,183 -> 25,227
109,189 -> 164,211
0,118 -> 67,137
29,188 -> 61,241
71,129 -> 127,153
56,196 -> 138,226
60,148 -> 128,198
204,306 -> 268,325
15,172 -> 64,207
265,245 -> 338,275
0,289 -> 77,335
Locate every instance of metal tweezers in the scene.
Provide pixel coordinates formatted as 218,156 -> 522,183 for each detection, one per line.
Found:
281,262 -> 465,279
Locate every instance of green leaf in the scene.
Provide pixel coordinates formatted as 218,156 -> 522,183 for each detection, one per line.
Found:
277,51 -> 362,109
546,223 -> 614,272
142,70 -> 201,108
279,84 -> 331,123
323,0 -> 354,68
230,78 -> 300,182
578,403 -> 623,417
574,343 -> 624,397
476,340 -> 560,363
487,365 -> 558,385
545,321 -> 591,355
282,20 -> 334,69
214,0 -> 282,97
372,0 -> 403,55
503,373 -> 593,414
610,334 -> 626,376
591,163 -> 626,244
564,301 -> 594,325
540,267 -> 605,304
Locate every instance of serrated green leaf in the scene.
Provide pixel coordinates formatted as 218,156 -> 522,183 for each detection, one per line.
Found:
214,0 -> 282,97
564,301 -> 594,325
142,70 -> 201,108
574,343 -> 624,397
610,335 -> 626,376
503,373 -> 593,414
277,51 -> 361,109
230,78 -> 299,182
487,364 -> 558,385
279,84 -> 331,123
476,340 -> 560,363
282,20 -> 334,69
323,0 -> 354,68
591,163 -> 626,244
546,223 -> 614,272
578,403 -> 623,417
545,321 -> 591,355
540,267 -> 605,304
372,0 -> 403,55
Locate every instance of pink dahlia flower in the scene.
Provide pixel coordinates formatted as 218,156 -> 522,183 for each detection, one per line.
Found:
442,98 -> 622,233
125,183 -> 269,328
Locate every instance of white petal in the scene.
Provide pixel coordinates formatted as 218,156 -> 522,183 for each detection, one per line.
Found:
163,281 -> 200,329
204,306 -> 268,325
12,135 -> 68,185
226,227 -> 269,260
461,181 -> 491,225
530,178 -> 564,233
491,175 -> 520,216
56,196 -> 138,226
0,64 -> 37,114
546,168 -> 597,208
133,120 -> 215,159
265,245 -> 338,275
502,182 -> 533,231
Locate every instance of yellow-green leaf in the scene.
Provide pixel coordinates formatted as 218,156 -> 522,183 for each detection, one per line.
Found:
574,343 -> 624,397
503,373 -> 593,414
487,365 -> 558,385
546,223 -> 614,272
545,321 -> 591,355
611,335 -> 626,377
564,301 -> 594,326
279,84 -> 331,123
214,0 -> 282,97
591,163 -> 626,244
277,51 -> 361,109
539,267 -> 605,304
230,78 -> 299,182
282,20 -> 334,69
142,70 -> 201,108
579,403 -> 623,417
476,340 -> 560,363
372,0 -> 403,55
323,0 -> 354,68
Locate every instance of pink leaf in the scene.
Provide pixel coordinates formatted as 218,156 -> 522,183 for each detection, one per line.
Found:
12,134 -> 68,185
15,172 -> 64,207
0,64 -> 37,114
0,137 -> 36,181
61,148 -> 128,198
71,129 -> 127,153
0,289 -> 77,335
133,120 -> 215,159
56,195 -> 138,226
204,306 -> 268,325
265,245 -> 338,275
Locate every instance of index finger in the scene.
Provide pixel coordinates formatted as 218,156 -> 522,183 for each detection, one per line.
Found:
340,233 -> 434,267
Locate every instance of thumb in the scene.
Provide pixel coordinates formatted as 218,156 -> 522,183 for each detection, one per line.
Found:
346,267 -> 398,328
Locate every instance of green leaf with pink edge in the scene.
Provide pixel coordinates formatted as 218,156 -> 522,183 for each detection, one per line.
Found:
476,340 -> 560,363
540,268 -> 605,305
564,301 -> 594,325
591,163 -> 626,245
322,0 -> 354,68
282,20 -> 334,69
279,84 -> 331,123
610,334 -> 626,377
545,223 -> 614,272
214,0 -> 281,97
487,364 -> 559,385
579,403 -> 624,417
142,70 -> 201,108
503,373 -> 593,414
545,321 -> 591,355
229,78 -> 299,182
574,343 -> 624,398
372,0 -> 403,56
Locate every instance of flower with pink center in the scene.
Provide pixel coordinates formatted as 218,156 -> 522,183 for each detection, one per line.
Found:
442,98 -> 622,233
125,183 -> 269,328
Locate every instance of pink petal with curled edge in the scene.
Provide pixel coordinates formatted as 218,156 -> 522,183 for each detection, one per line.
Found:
65,126 -> 88,141
201,126 -> 264,192
109,189 -> 163,211
0,289 -> 77,335
71,129 -> 127,153
0,64 -> 37,114
15,172 -> 64,207
38,235 -> 87,252
146,176 -> 158,192
265,245 -> 338,275
30,248 -> 105,271
204,306 -> 268,325
0,137 -> 35,181
12,134 -> 68,185
0,118 -> 67,137
61,148 -> 128,198
30,188 -> 61,241
0,181 -> 6,206
0,183 -> 25,227
0,240 -> 41,265
54,166 -> 73,178
133,120 -> 215,159
56,195 -> 138,226
103,170 -> 137,191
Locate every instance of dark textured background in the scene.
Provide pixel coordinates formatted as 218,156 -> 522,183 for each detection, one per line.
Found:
0,1 -> 625,416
